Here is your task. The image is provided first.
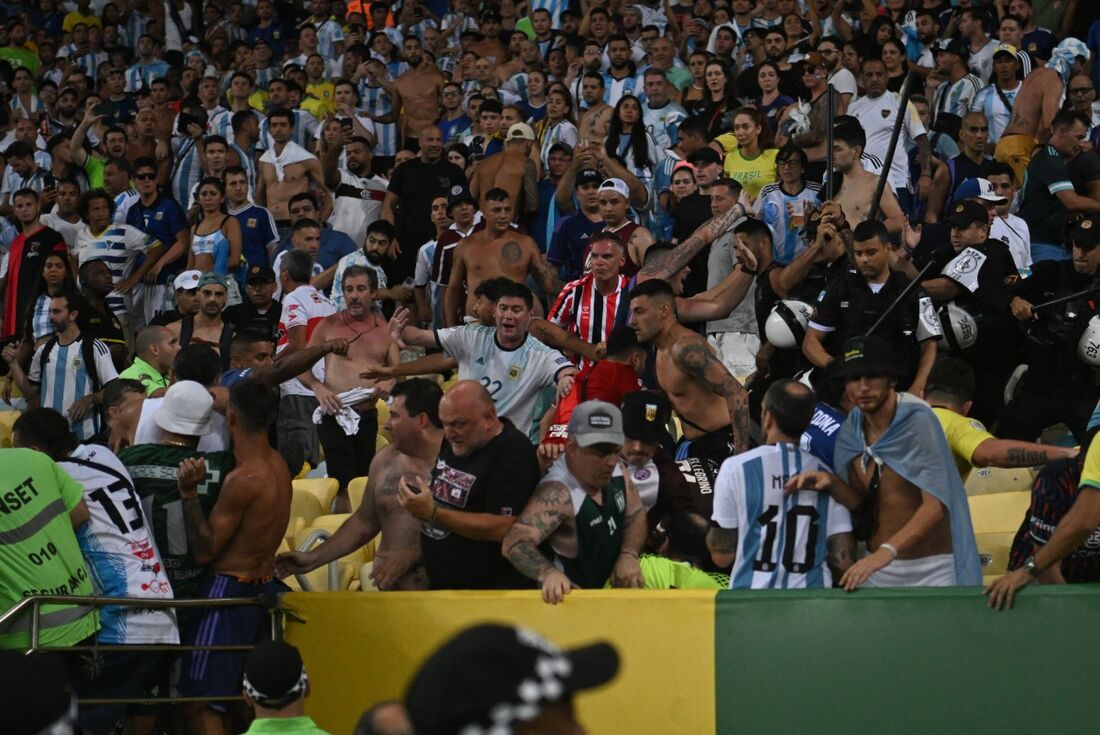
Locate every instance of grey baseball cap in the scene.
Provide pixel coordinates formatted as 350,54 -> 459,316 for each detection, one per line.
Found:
568,400 -> 625,447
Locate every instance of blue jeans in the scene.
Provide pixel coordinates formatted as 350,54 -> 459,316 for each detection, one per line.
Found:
1031,242 -> 1070,263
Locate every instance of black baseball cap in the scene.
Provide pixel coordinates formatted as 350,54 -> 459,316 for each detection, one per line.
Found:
946,199 -> 988,229
688,147 -> 722,166
621,390 -> 672,443
833,336 -> 902,379
405,624 -> 619,735
933,38 -> 970,61
242,640 -> 308,710
576,168 -> 602,186
446,184 -> 477,211
1071,215 -> 1100,249
246,264 -> 276,284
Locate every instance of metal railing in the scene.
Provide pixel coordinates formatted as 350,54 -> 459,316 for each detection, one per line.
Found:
0,594 -> 296,705
294,529 -> 342,591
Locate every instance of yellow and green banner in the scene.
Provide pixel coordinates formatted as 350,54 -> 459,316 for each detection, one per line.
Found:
284,586 -> 1100,734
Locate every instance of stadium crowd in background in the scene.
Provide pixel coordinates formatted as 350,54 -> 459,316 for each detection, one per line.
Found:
3,0 -> 1100,731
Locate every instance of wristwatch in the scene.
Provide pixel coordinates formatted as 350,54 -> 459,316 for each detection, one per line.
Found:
1023,555 -> 1041,578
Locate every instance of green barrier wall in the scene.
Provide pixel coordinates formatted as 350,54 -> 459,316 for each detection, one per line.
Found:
715,586 -> 1100,734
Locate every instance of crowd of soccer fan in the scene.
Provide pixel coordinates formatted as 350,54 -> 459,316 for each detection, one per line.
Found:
3,0 -> 1100,732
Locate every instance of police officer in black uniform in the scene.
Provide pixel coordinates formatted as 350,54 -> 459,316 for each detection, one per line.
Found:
801,219 -> 941,393
905,199 -> 1021,425
998,215 -> 1100,442
223,264 -> 282,343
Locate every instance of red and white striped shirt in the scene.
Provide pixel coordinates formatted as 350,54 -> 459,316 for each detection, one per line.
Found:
277,284 -> 335,397
548,273 -> 628,369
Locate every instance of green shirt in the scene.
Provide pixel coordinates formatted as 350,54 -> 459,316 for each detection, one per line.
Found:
84,156 -> 105,190
0,46 -> 37,75
243,716 -> 331,735
0,448 -> 98,650
119,356 -> 169,395
118,445 -> 234,599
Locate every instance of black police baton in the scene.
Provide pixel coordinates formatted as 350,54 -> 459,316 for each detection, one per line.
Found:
1028,285 -> 1100,313
864,259 -> 939,337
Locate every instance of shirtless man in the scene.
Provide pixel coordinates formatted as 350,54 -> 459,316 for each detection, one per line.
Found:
470,124 -> 539,215
442,188 -> 559,325
830,116 -> 905,235
300,266 -> 399,511
577,72 -> 613,144
168,272 -> 232,368
629,278 -> 751,466
596,178 -> 654,276
996,38 -> 1090,184
257,108 -> 330,224
274,379 -> 443,590
786,336 -> 982,589
176,378 -> 292,735
393,37 -> 445,148
503,400 -> 646,604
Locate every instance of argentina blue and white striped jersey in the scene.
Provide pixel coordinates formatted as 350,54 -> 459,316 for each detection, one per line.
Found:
113,188 -> 140,225
228,140 -> 257,192
258,109 -> 319,151
360,83 -> 398,156
126,12 -> 153,50
75,223 -> 154,316
124,59 -> 170,92
28,337 -> 119,440
754,181 -> 820,265
62,444 -> 179,645
531,0 -> 569,24
603,72 -> 640,107
170,137 -> 201,207
314,18 -> 345,58
642,100 -> 687,154
713,442 -> 852,589
970,83 -> 1019,144
254,66 -> 277,90
435,324 -> 574,434
210,108 -> 261,142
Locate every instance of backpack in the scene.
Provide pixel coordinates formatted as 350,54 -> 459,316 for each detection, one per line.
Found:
39,335 -> 103,392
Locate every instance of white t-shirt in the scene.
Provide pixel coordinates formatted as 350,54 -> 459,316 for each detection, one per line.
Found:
40,212 -> 83,249
277,284 -> 335,397
435,324 -> 572,434
60,444 -> 179,645
992,214 -> 1032,271
133,396 -> 230,451
828,67 -> 858,99
327,168 -> 387,251
848,91 -> 926,192
712,442 -> 852,589
271,249 -> 323,301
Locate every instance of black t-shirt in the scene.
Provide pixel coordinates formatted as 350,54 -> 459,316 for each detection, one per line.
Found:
150,309 -> 182,327
388,157 -> 467,276
75,296 -> 125,347
671,192 -> 713,297
224,299 -> 281,343
1010,259 -> 1100,373
938,238 -> 1020,359
420,419 -> 540,590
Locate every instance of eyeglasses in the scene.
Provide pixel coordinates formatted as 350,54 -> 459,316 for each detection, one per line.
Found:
776,159 -> 802,167
135,172 -> 157,180
1069,87 -> 1094,95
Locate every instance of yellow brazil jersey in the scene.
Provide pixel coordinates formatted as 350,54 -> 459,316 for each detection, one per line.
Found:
933,406 -> 995,482
721,146 -> 778,200
1079,436 -> 1100,490
304,81 -> 336,117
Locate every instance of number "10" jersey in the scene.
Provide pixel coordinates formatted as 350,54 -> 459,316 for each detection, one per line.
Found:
713,442 -> 852,590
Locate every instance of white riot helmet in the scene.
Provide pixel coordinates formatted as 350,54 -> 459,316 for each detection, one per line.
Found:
938,302 -> 979,351
765,300 -> 812,349
1078,315 -> 1100,366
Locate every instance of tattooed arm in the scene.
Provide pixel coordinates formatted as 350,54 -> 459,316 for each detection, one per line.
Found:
707,525 -> 739,569
502,481 -> 577,604
527,241 -> 562,296
671,338 -> 751,454
826,532 -> 856,584
971,440 -> 1078,469
636,202 -> 747,283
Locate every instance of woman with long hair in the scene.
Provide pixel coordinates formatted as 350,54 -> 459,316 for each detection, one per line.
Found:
189,177 -> 243,302
881,38 -> 909,93
718,107 -> 778,201
755,62 -> 795,135
860,16 -> 897,61
605,94 -> 657,192
22,253 -> 77,345
682,51 -> 710,109
660,162 -> 698,240
536,86 -> 579,169
686,60 -> 737,139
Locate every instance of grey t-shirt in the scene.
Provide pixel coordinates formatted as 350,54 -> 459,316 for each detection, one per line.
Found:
705,232 -> 758,335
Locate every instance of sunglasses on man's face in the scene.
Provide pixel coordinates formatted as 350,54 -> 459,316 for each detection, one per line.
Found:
135,172 -> 157,181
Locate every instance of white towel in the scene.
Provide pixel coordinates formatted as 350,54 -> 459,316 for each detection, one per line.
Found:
259,140 -> 316,182
311,387 -> 377,436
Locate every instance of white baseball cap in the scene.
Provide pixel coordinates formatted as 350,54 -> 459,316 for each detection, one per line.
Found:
506,122 -> 536,141
173,270 -> 203,291
597,178 -> 629,200
952,178 -> 1007,206
154,381 -> 214,436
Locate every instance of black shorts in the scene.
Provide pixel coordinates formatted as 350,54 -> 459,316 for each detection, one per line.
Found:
674,425 -> 734,466
316,408 -> 378,491
75,648 -> 170,734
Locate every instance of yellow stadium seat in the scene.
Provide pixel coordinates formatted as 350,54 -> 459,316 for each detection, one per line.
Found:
347,476 -> 368,512
670,415 -> 683,442
293,478 -> 339,512
965,466 -> 1035,496
0,409 -> 20,448
442,374 -> 460,392
284,560 -> 358,591
968,491 -> 1031,536
977,531 -> 1017,582
286,491 -> 325,542
294,461 -> 312,479
289,515 -> 371,591
376,400 -> 390,440
375,433 -> 390,450
360,562 -> 379,591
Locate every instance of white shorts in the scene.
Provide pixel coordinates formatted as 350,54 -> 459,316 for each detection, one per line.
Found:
863,553 -> 956,588
707,331 -> 760,383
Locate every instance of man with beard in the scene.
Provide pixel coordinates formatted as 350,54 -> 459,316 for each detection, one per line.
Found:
300,266 -> 399,511
224,265 -> 281,343
393,36 -> 445,151
577,73 -> 613,144
332,219 -> 413,308
168,273 -> 233,371
257,109 -> 330,232
926,112 -> 997,223
324,131 -> 388,251
382,125 -> 467,282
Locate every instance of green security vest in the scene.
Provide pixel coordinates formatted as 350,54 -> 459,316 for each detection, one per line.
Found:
555,475 -> 627,588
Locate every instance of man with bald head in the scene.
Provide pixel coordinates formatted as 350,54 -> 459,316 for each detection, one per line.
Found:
382,125 -> 468,282
395,380 -> 541,589
119,325 -> 180,395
